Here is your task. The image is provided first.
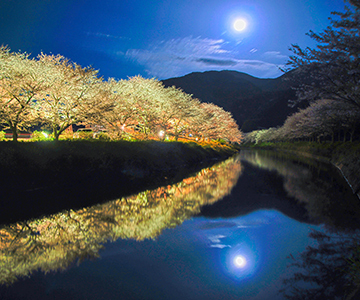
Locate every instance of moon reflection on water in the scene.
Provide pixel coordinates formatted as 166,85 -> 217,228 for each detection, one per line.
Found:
234,255 -> 247,268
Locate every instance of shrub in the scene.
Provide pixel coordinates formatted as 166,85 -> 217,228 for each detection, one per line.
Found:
95,132 -> 111,141
31,131 -> 53,141
59,131 -> 74,140
76,130 -> 94,140
0,131 -> 5,141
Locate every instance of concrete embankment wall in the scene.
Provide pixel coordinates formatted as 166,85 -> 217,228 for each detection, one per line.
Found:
289,150 -> 359,199
331,152 -> 360,199
243,142 -> 360,199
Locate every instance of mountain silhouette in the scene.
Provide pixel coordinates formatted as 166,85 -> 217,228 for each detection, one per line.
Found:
162,70 -> 302,132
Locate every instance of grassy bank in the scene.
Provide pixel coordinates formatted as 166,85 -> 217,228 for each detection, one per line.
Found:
242,141 -> 360,198
0,140 -> 239,223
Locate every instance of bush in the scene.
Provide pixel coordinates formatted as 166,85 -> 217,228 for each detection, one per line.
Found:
76,130 -> 94,140
0,131 -> 5,141
31,131 -> 53,141
95,132 -> 111,141
59,131 -> 74,140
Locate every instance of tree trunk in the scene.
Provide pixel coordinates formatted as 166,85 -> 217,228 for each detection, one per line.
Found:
350,130 -> 354,143
12,130 -> 18,142
9,124 -> 18,142
53,126 -> 60,141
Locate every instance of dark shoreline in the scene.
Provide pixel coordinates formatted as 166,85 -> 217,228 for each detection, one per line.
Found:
240,142 -> 360,199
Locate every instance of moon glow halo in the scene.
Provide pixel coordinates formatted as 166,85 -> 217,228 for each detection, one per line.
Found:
234,255 -> 247,268
233,18 -> 247,31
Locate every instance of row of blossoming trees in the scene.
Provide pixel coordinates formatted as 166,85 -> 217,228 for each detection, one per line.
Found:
0,46 -> 242,143
244,99 -> 360,144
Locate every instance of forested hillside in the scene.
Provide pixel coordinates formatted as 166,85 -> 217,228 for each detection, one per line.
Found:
162,70 -> 301,132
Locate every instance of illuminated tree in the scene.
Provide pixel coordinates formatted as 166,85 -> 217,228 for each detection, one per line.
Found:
87,78 -> 135,139
0,46 -> 43,141
192,103 -> 243,143
280,99 -> 360,142
163,86 -> 202,141
123,76 -> 166,138
36,53 -> 102,140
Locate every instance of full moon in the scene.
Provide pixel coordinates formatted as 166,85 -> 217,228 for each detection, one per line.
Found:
233,18 -> 247,31
234,255 -> 247,268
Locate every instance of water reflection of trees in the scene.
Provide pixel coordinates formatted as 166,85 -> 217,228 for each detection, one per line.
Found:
0,155 -> 242,285
239,150 -> 360,229
280,228 -> 360,300
239,150 -> 360,299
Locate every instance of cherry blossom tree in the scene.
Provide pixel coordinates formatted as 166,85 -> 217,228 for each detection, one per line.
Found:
284,1 -> 360,110
162,86 -> 202,141
0,46 -> 43,141
91,78 -> 138,139
36,53 -> 102,140
191,103 -> 242,143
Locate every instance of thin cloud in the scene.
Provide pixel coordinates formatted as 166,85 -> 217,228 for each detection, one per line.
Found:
195,58 -> 238,66
208,234 -> 231,249
210,244 -> 232,249
263,51 -> 289,60
208,234 -> 226,243
123,36 -> 285,79
86,31 -> 131,40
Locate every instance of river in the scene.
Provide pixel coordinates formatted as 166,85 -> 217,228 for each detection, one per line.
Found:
0,149 -> 359,300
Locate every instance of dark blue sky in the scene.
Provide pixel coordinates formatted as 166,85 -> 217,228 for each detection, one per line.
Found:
0,0 -> 346,80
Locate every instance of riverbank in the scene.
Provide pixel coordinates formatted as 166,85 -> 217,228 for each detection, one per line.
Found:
0,140 -> 240,224
241,142 -> 360,199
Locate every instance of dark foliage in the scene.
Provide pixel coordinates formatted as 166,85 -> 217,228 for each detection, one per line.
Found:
280,229 -> 360,300
284,0 -> 360,110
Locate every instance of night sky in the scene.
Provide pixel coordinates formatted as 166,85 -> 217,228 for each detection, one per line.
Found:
0,0 -> 346,80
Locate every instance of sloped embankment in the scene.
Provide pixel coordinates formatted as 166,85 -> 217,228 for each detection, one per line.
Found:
329,144 -> 360,199
0,140 -> 239,223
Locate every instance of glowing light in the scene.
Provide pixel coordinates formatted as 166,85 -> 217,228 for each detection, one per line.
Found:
159,130 -> 165,138
234,255 -> 247,268
233,19 -> 247,32
42,132 -> 48,138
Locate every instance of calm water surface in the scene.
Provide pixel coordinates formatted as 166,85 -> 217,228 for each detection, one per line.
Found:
0,150 -> 359,300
